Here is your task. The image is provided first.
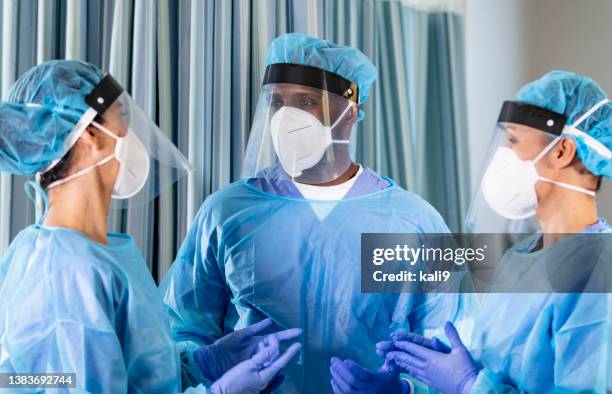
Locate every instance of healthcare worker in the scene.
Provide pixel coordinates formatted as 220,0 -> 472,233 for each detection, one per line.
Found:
0,60 -> 302,393
161,33 -> 477,394
378,71 -> 611,393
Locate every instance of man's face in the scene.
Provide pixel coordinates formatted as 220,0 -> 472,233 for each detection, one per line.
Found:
263,83 -> 357,182
266,83 -> 351,128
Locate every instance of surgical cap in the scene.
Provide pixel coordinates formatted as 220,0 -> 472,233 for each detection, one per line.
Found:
517,70 -> 612,178
265,32 -> 377,120
0,60 -> 103,176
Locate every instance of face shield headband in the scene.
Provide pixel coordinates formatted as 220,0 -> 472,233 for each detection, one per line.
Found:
40,74 -> 125,173
262,63 -> 360,104
499,99 -> 612,159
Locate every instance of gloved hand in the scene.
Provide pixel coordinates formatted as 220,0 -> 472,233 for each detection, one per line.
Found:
385,322 -> 479,394
329,357 -> 408,394
193,318 -> 302,381
376,330 -> 450,358
260,374 -> 285,394
209,334 -> 302,394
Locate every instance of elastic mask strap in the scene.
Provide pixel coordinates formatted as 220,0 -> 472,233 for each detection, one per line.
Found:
91,120 -> 121,141
330,103 -> 354,144
529,99 -> 608,197
532,136 -> 562,164
561,97 -> 612,159
46,154 -> 115,190
563,125 -> 612,159
45,121 -> 121,190
24,181 -> 49,225
533,136 -> 597,196
536,98 -> 610,163
571,98 -> 609,128
538,177 -> 596,197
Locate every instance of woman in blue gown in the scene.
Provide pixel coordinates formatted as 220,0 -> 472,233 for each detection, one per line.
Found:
376,71 -> 612,393
0,60 -> 301,393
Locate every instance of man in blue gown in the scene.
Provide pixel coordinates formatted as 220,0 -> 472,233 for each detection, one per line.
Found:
161,33 -> 476,393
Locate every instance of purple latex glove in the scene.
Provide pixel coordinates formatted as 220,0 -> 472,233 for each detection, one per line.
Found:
329,357 -> 408,394
209,334 -> 302,394
194,318 -> 302,381
385,322 -> 479,394
376,331 -> 450,358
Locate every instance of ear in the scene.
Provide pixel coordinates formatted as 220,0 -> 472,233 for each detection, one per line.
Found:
343,104 -> 359,128
551,137 -> 577,169
348,104 -> 359,120
78,124 -> 107,152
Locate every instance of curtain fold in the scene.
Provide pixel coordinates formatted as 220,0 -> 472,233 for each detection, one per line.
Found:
0,0 -> 17,254
0,0 -> 469,281
317,0 -> 470,231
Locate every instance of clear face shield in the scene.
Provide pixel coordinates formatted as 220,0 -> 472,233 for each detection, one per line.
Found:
241,63 -> 359,185
465,101 -> 595,233
42,74 -> 192,209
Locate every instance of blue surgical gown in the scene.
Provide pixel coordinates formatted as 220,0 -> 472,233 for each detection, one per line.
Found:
161,172 -> 478,394
469,218 -> 612,393
0,225 -> 208,393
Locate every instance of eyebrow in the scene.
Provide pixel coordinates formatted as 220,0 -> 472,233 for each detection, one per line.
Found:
505,125 -> 520,134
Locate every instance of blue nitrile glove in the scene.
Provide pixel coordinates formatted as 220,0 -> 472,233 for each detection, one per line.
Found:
193,318 -> 302,381
385,322 -> 479,394
261,374 -> 285,394
376,330 -> 451,358
209,334 -> 302,394
330,357 -> 408,394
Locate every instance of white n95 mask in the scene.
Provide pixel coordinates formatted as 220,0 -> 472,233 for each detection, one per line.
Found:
270,104 -> 353,177
47,120 -> 150,199
481,141 -> 596,220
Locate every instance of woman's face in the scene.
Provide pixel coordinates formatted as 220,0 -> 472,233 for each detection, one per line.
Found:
502,123 -> 554,163
501,122 -> 588,210
101,99 -> 129,138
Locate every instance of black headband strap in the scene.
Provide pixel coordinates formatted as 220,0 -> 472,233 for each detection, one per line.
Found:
498,101 -> 566,135
262,63 -> 359,103
85,73 -> 124,115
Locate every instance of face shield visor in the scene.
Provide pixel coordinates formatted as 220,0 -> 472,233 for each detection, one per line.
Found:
241,63 -> 359,185
42,74 -> 192,209
466,101 -> 584,233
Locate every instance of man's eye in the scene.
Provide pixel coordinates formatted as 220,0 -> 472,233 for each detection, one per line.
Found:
299,98 -> 314,107
270,98 -> 284,108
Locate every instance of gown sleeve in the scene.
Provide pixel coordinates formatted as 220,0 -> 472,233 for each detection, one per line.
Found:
161,203 -> 230,388
470,293 -> 611,393
406,204 -> 479,341
401,203 -> 480,394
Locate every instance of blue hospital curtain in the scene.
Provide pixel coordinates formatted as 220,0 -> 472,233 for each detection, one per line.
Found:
310,0 -> 470,231
0,0 -> 469,281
